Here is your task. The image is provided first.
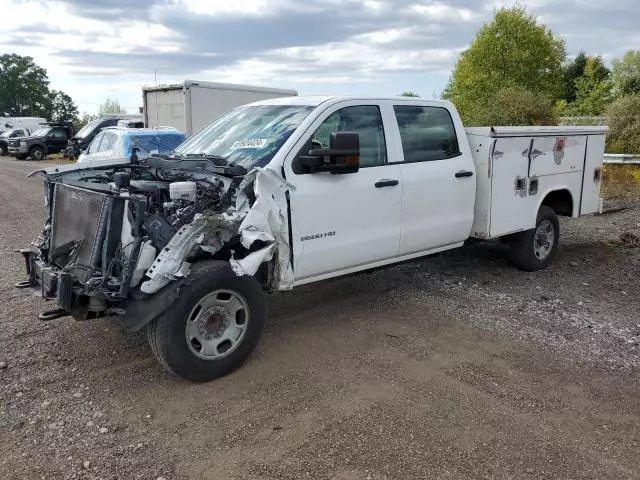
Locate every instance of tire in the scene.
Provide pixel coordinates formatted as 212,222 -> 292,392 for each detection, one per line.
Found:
29,146 -> 45,161
147,260 -> 266,382
508,206 -> 560,271
0,144 -> 7,156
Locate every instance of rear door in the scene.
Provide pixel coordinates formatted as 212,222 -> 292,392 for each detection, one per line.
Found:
284,102 -> 402,282
47,128 -> 69,153
390,103 -> 476,255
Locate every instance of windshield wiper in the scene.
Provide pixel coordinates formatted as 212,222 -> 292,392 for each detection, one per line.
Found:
184,153 -> 229,166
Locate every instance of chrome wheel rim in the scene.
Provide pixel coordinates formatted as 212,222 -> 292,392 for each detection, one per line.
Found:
534,220 -> 555,260
33,150 -> 43,160
185,289 -> 249,360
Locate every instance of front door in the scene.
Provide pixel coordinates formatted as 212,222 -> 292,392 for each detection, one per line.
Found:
283,102 -> 402,282
390,103 -> 476,254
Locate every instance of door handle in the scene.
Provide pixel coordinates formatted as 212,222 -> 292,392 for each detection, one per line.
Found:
375,179 -> 399,188
455,170 -> 474,178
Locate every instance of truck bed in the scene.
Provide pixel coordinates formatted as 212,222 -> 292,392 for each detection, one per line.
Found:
465,126 -> 608,239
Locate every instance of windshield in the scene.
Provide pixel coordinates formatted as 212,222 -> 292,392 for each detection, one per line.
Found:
75,119 -> 102,139
0,130 -> 14,138
125,133 -> 186,155
31,128 -> 50,137
173,105 -> 315,168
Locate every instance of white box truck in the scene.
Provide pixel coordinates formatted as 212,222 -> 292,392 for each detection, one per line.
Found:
142,80 -> 298,136
19,96 -> 608,382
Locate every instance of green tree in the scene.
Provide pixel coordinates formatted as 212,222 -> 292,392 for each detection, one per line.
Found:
399,91 -> 420,97
74,112 -> 97,130
48,90 -> 79,123
611,50 -> 640,96
467,86 -> 557,126
557,56 -> 612,116
605,94 -> 640,154
444,6 -> 566,125
0,54 -> 51,117
561,52 -> 587,103
98,98 -> 127,117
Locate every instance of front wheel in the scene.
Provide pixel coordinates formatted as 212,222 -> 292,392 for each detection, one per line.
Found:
508,206 -> 560,271
0,144 -> 7,156
29,146 -> 45,161
147,261 -> 266,382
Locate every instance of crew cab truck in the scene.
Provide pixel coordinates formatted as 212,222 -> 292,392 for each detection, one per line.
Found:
8,123 -> 74,160
0,128 -> 32,156
16,96 -> 607,382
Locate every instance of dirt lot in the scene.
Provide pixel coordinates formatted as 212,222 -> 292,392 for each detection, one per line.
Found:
1,158 -> 639,480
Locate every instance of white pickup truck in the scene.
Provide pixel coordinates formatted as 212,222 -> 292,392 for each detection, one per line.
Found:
17,96 -> 607,382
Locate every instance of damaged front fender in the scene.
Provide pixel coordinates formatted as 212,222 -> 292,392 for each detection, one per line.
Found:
141,167 -> 295,294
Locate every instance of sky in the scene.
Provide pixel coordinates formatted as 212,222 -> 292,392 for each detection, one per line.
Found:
1,0 -> 639,115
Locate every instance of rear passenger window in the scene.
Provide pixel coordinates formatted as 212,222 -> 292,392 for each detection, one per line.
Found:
393,106 -> 460,162
310,105 -> 387,168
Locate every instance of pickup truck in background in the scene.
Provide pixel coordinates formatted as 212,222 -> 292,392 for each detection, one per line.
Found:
8,123 -> 74,160
16,96 -> 607,382
0,128 -> 32,156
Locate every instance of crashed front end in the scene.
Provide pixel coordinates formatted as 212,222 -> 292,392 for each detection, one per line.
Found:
17,157 -> 294,329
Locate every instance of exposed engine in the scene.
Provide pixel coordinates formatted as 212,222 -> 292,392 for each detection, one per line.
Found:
21,155 -> 275,323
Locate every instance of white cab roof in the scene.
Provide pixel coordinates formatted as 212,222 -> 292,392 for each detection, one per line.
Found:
246,96 -> 455,108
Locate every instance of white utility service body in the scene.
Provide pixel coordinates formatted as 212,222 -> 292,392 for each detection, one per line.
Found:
142,80 -> 298,136
254,97 -> 607,287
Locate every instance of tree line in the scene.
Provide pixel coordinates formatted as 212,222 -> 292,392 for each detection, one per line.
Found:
0,53 -> 127,128
401,7 -> 640,153
442,7 -> 640,153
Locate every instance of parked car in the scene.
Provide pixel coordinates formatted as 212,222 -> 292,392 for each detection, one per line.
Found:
65,115 -> 144,160
17,96 -> 608,382
8,123 -> 73,160
77,127 -> 186,163
0,128 -> 32,156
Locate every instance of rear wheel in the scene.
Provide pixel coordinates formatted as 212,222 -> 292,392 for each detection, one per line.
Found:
29,146 -> 45,161
508,206 -> 559,271
147,261 -> 266,382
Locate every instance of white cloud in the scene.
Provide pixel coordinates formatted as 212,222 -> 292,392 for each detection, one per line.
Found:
0,0 -> 638,114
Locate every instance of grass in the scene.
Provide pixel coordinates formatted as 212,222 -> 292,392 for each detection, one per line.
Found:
601,164 -> 640,201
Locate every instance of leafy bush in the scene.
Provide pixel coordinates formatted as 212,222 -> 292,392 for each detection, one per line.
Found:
605,94 -> 640,154
464,86 -> 557,126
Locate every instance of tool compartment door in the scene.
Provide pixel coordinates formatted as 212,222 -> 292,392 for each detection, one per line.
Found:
489,137 -> 532,237
529,135 -> 586,177
580,135 -> 605,215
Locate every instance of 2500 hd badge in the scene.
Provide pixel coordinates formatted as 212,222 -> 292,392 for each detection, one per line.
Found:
301,231 -> 336,242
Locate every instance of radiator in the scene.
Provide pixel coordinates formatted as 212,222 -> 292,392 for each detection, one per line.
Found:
49,183 -> 110,282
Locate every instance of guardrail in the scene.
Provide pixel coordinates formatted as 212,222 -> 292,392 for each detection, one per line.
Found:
603,154 -> 640,165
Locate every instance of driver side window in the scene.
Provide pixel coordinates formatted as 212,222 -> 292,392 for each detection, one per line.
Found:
310,105 -> 387,168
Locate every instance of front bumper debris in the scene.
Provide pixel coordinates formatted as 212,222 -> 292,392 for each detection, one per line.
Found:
15,250 -> 73,312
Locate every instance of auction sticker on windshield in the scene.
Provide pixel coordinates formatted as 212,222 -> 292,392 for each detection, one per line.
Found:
231,139 -> 269,149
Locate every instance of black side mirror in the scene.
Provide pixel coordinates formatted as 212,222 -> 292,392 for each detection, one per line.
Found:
299,132 -> 360,174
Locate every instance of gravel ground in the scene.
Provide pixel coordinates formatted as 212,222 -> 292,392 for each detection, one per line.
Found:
1,158 -> 639,480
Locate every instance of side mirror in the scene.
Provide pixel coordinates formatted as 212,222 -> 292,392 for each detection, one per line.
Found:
299,132 -> 360,174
